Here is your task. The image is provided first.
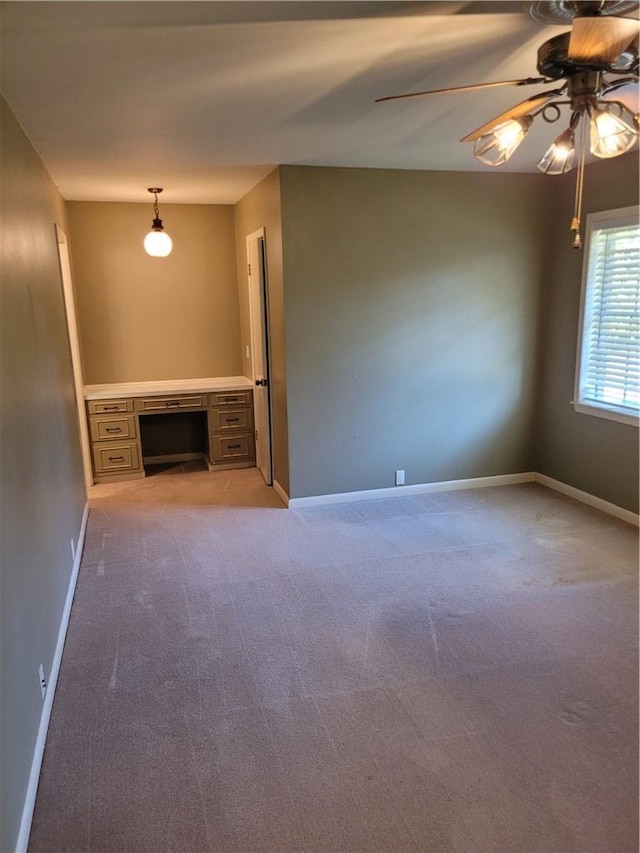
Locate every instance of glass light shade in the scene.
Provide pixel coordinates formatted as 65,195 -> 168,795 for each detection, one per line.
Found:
590,105 -> 638,159
473,116 -> 533,167
144,228 -> 173,257
537,128 -> 575,175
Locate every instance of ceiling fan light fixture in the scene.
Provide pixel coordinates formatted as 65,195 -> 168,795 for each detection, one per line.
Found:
537,127 -> 576,174
472,116 -> 534,167
589,103 -> 638,158
144,188 -> 173,257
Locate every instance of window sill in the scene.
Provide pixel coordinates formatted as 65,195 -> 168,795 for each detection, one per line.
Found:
572,400 -> 640,427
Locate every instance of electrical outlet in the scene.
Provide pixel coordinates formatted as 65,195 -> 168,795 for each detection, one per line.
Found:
395,469 -> 405,486
38,664 -> 47,699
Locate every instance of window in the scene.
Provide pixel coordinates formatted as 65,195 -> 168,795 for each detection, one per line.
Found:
574,206 -> 640,426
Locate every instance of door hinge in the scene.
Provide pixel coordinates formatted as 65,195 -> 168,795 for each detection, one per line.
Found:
247,263 -> 251,276
255,429 -> 258,441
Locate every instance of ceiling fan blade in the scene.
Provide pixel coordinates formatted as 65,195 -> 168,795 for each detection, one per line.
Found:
569,15 -> 639,65
375,77 -> 551,103
460,91 -> 562,142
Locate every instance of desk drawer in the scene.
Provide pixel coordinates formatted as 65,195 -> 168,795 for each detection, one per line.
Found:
209,434 -> 255,463
89,415 -> 137,442
88,399 -> 133,415
136,395 -> 205,412
92,441 -> 141,474
210,406 -> 253,432
211,391 -> 252,407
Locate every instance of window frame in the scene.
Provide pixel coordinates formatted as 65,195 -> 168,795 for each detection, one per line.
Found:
572,205 -> 640,428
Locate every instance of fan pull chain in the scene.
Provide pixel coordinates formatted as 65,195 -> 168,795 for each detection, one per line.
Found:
570,114 -> 588,250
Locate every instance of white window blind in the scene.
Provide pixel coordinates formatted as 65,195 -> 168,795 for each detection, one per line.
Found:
575,207 -> 639,426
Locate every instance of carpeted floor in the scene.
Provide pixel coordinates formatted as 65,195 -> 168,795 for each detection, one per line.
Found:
28,464 -> 639,852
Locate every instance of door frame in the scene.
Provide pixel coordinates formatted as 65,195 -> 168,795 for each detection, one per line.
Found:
246,227 -> 273,484
55,225 -> 93,489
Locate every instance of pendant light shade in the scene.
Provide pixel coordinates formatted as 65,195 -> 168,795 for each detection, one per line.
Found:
473,116 -> 533,167
144,228 -> 173,257
144,188 -> 172,257
589,104 -> 638,159
537,127 -> 576,175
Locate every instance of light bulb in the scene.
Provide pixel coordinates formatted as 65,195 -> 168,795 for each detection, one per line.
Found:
473,116 -> 533,167
590,104 -> 638,159
537,128 -> 575,175
144,229 -> 173,257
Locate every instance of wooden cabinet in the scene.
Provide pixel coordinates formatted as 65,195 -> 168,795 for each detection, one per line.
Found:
135,395 -> 206,413
92,441 -> 141,475
208,391 -> 255,470
89,414 -> 136,442
86,387 -> 254,483
87,400 -> 143,483
88,399 -> 133,415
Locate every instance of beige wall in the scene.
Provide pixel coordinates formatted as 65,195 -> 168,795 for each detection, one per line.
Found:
68,202 -> 242,384
0,98 -> 86,852
537,153 -> 639,513
234,168 -> 290,495
279,165 -> 547,499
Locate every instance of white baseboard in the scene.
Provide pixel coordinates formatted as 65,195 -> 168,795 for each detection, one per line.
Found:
285,472 -> 637,524
536,473 -> 639,527
272,479 -> 290,507
16,500 -> 90,853
287,472 -> 537,508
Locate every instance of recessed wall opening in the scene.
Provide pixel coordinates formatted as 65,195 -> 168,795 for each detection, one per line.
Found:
139,411 -> 208,469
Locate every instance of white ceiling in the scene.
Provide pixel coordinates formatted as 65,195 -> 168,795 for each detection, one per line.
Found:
0,0 -> 614,204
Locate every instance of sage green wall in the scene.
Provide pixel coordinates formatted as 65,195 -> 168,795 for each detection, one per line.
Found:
234,168 -> 290,495
67,202 -> 241,384
280,166 -> 547,499
537,153 -> 639,513
0,98 -> 86,853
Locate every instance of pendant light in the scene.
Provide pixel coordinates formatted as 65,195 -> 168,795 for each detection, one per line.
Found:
144,188 -> 173,257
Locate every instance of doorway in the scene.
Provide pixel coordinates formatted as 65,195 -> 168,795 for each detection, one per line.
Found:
246,228 -> 273,485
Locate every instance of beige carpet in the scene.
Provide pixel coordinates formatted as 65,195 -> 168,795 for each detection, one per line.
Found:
28,464 -> 639,852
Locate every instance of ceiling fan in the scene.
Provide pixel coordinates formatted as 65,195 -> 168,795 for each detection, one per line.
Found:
376,0 -> 639,246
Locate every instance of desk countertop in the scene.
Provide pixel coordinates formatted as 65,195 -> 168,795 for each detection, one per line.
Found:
84,376 -> 253,400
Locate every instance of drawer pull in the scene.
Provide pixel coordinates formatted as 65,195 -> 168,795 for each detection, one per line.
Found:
228,444 -> 241,450
226,417 -> 240,423
105,427 -> 122,433
166,401 -> 180,407
103,405 -> 120,411
108,455 -> 125,463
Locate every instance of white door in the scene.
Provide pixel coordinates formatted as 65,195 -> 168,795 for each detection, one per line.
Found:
246,229 -> 272,484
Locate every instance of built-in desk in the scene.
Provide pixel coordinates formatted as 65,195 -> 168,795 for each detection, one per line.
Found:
84,377 -> 254,483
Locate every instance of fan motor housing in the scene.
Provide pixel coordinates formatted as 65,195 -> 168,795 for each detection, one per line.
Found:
537,33 -> 574,77
537,30 -> 638,77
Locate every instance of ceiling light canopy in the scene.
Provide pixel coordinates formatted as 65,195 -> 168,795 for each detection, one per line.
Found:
144,188 -> 173,257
